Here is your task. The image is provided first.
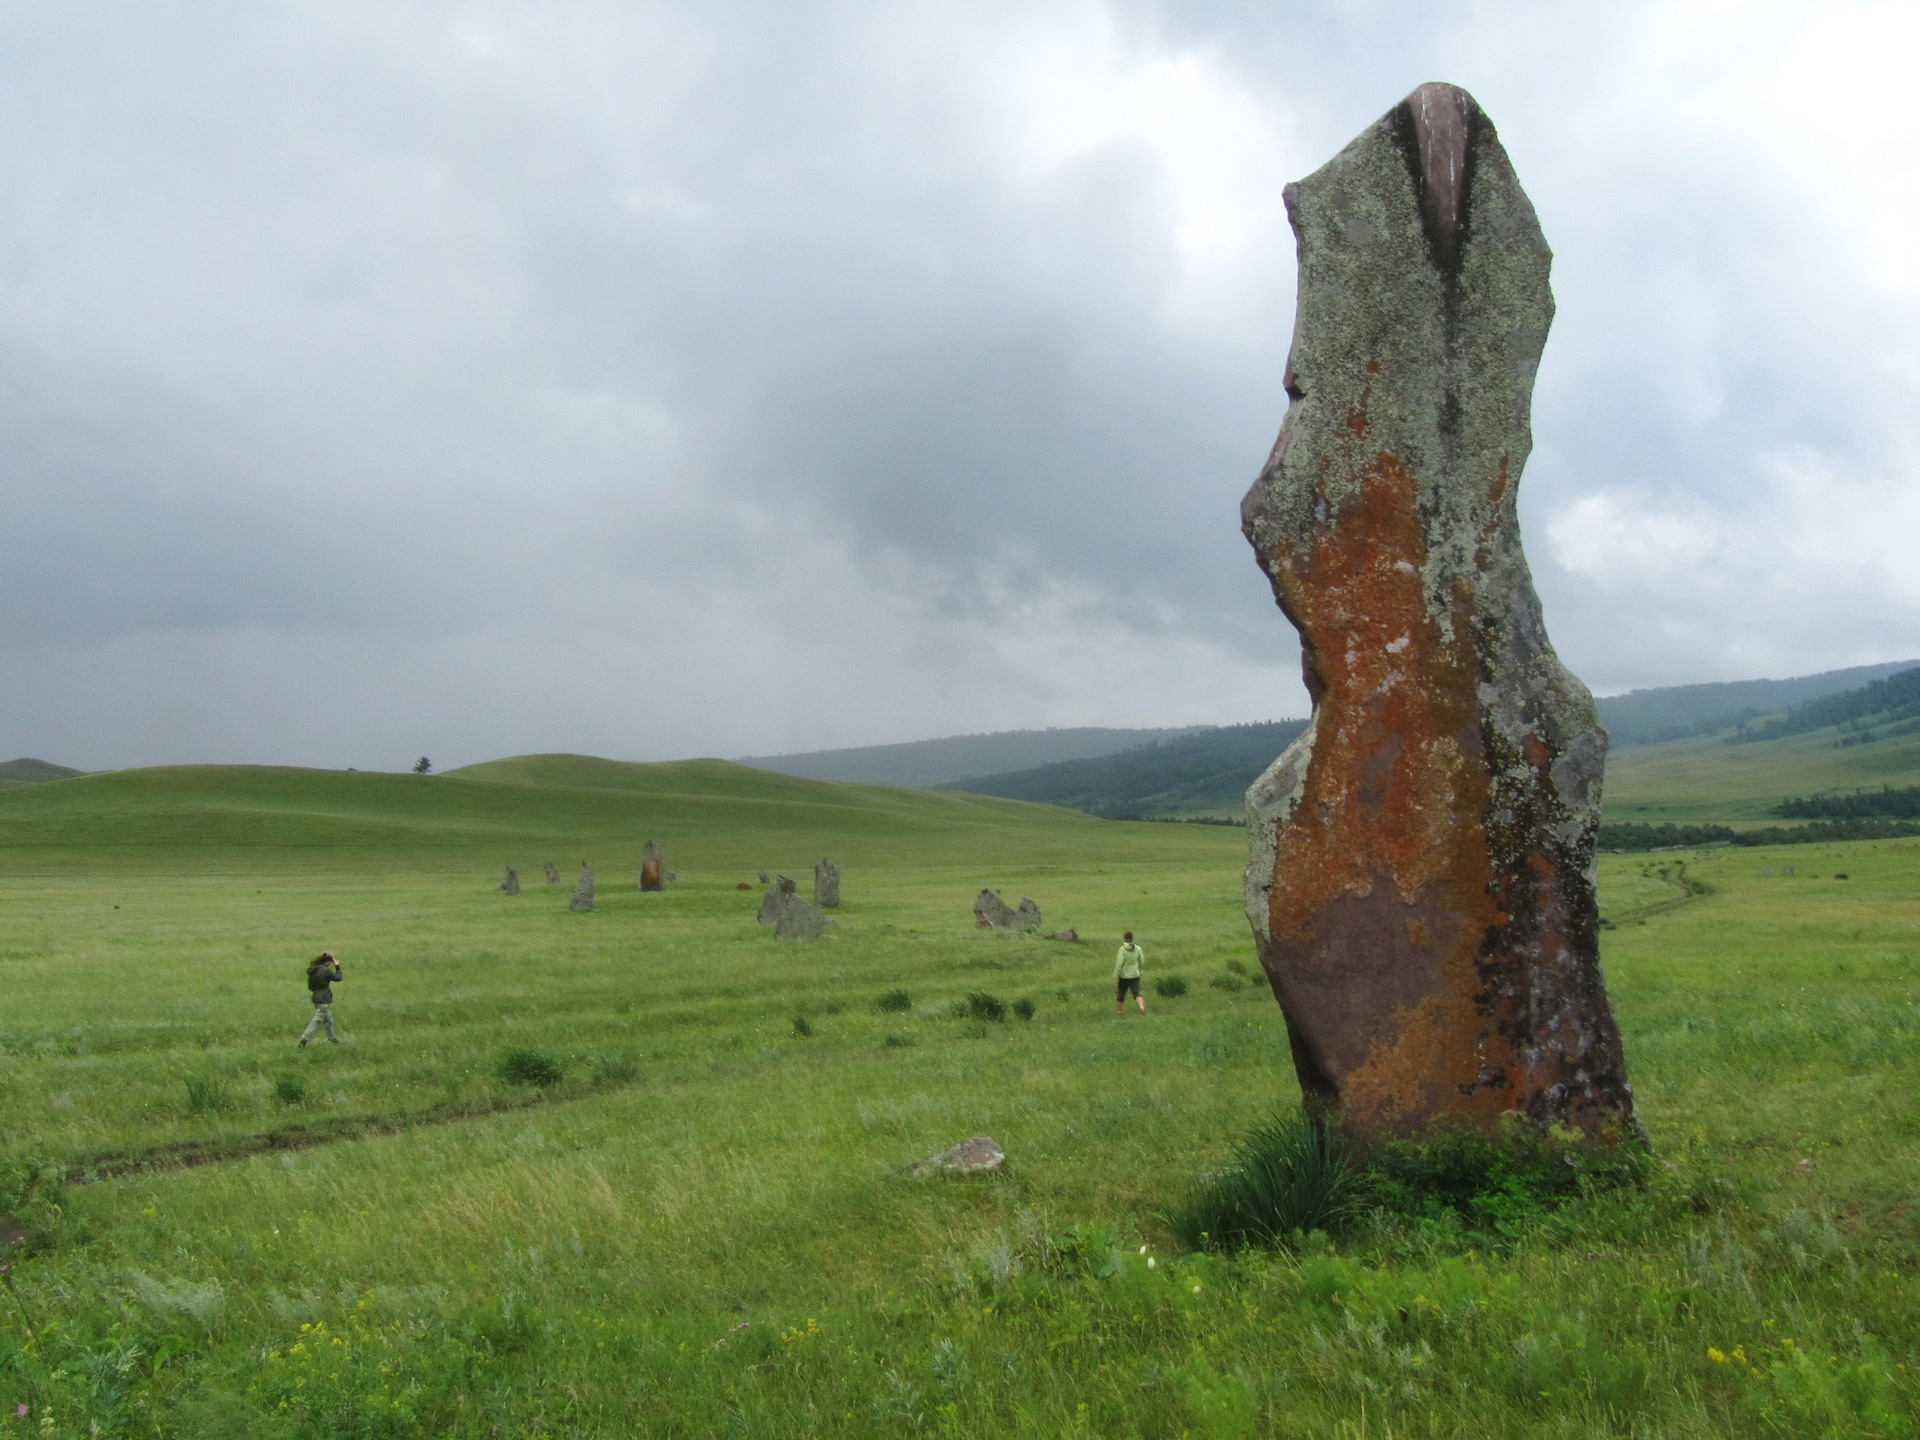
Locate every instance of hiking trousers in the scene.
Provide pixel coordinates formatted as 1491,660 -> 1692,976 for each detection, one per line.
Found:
300,1004 -> 337,1044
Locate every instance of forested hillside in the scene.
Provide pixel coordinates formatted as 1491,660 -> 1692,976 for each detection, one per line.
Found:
936,721 -> 1309,817
1592,659 -> 1918,747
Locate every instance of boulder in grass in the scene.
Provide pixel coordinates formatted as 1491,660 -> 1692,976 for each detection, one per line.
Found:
913,1136 -> 1005,1175
775,896 -> 826,940
569,863 -> 595,912
639,840 -> 664,892
1050,928 -> 1079,942
973,889 -> 1016,929
1014,898 -> 1042,932
499,867 -> 520,895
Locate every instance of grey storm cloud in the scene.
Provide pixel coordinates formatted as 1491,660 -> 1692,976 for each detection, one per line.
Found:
1,0 -> 1915,770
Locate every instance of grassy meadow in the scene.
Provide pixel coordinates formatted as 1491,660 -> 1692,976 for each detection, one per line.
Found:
0,758 -> 1916,1437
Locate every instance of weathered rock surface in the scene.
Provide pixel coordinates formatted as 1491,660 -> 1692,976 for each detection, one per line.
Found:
499,867 -> 520,895
973,889 -> 1015,929
1239,82 -> 1635,1141
758,869 -> 770,884
775,896 -> 826,940
912,1136 -> 1005,1175
776,875 -> 796,895
757,887 -> 785,926
544,861 -> 561,884
569,863 -> 595,912
639,840 -> 663,892
814,857 -> 840,908
1014,898 -> 1042,932
1050,929 -> 1079,942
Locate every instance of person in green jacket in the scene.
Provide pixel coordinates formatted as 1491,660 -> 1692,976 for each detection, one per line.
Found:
1114,932 -> 1146,1015
299,952 -> 343,1046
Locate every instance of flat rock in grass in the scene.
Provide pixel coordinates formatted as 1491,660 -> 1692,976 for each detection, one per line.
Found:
544,861 -> 561,884
814,857 -> 840,908
499,867 -> 520,894
569,863 -> 595,912
914,1136 -> 1005,1175
973,889 -> 1016,929
775,896 -> 826,940
1050,928 -> 1079,942
639,839 -> 664,892
1239,82 -> 1635,1141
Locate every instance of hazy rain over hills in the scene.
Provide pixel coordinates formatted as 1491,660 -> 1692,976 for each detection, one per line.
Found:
2,2 -> 1916,773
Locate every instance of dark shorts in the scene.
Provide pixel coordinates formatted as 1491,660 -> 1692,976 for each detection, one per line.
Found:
1117,975 -> 1141,1001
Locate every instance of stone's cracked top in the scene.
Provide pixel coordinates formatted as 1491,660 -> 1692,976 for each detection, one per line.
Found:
1241,82 -> 1636,1141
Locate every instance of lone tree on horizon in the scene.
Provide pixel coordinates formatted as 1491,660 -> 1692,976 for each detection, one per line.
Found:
413,757 -> 432,775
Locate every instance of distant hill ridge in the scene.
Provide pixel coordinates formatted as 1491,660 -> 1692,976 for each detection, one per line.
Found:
0,758 -> 84,789
1594,659 -> 1918,748
935,661 -> 1920,820
739,725 -> 1208,788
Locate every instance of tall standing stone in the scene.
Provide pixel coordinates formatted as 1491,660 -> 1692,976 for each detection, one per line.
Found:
814,858 -> 840,909
972,889 -> 1016,930
569,862 -> 595,912
1240,83 -> 1635,1141
639,840 -> 664,892
499,867 -> 520,895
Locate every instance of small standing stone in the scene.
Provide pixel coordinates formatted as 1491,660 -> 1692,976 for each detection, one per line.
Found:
973,889 -> 1016,929
776,875 -> 797,895
1014,898 -> 1042,932
757,887 -> 785,927
544,861 -> 561,884
569,862 -> 595,912
814,857 -> 840,908
758,870 -> 770,884
499,867 -> 520,894
776,896 -> 826,940
639,840 -> 663,892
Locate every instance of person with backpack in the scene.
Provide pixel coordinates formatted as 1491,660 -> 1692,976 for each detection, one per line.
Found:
1114,932 -> 1146,1015
299,952 -> 343,1045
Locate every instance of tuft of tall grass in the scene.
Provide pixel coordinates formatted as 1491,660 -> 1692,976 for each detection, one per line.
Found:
1012,997 -> 1036,1021
1166,1114 -> 1359,1251
875,988 -> 912,1013
1152,975 -> 1189,998
953,992 -> 1007,1023
183,1074 -> 234,1116
271,1073 -> 306,1106
791,1014 -> 814,1038
590,1053 -> 639,1086
495,1048 -> 564,1088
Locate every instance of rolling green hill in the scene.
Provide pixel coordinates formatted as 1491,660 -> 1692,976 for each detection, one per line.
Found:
0,752 -> 1222,876
1591,658 -> 1917,747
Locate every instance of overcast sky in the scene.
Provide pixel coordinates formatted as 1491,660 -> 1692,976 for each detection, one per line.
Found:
2,0 -> 1915,772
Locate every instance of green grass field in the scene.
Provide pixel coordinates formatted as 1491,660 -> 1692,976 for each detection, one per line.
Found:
1,760 -> 1916,1437
1604,727 -> 1920,827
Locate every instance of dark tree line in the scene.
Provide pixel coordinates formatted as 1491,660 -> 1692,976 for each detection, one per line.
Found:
1775,785 -> 1920,820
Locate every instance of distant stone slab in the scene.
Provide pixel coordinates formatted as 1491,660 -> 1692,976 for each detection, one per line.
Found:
1050,929 -> 1079,942
639,839 -> 663,893
914,1136 -> 1005,1175
1014,898 -> 1041,931
775,896 -> 825,940
973,889 -> 1015,929
544,861 -> 561,884
569,863 -> 595,912
499,867 -> 520,895
814,857 -> 840,909
1239,82 -> 1636,1141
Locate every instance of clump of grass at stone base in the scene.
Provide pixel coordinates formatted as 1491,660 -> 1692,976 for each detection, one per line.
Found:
1166,1113 -> 1653,1253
